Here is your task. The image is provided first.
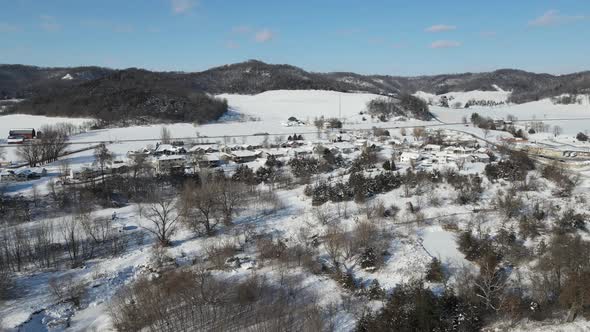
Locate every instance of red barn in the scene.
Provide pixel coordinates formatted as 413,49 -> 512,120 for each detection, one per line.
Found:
8,128 -> 36,139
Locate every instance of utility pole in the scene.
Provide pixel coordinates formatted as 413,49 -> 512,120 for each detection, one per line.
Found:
339,93 -> 342,121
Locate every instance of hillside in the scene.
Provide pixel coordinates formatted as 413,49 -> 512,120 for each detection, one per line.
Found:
11,69 -> 228,125
2,61 -> 590,123
0,64 -> 114,99
190,60 -> 358,94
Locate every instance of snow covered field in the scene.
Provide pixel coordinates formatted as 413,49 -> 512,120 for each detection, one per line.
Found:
415,86 -> 512,107
431,98 -> 590,135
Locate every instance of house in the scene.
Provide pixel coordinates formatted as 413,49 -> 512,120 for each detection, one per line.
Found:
264,149 -> 288,158
70,166 -> 102,181
445,146 -> 466,154
15,169 -> 43,180
400,152 -> 421,163
9,128 -> 36,139
197,153 -> 224,168
188,144 -> 219,154
0,170 -> 16,182
127,147 -> 152,157
288,147 -> 313,158
472,153 -> 491,163
423,144 -> 442,152
222,150 -> 261,163
153,144 -> 186,156
154,155 -> 186,174
332,142 -> 356,154
433,152 -> 451,164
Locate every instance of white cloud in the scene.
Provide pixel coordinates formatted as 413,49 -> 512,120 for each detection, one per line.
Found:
171,0 -> 197,14
0,23 -> 19,33
430,40 -> 461,49
255,29 -> 274,43
425,24 -> 456,33
40,15 -> 61,32
225,40 -> 240,49
232,25 -> 251,34
529,10 -> 585,27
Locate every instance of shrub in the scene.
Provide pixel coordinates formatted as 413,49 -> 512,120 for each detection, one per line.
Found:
425,258 -> 445,282
48,275 -> 86,307
555,209 -> 587,234
360,247 -> 378,269
576,132 -> 588,141
366,279 -> 386,300
356,280 -> 481,331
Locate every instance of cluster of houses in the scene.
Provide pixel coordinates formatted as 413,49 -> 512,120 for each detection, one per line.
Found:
399,144 -> 491,169
121,128 -> 494,175
122,136 -> 358,175
0,168 -> 47,182
127,142 -> 269,174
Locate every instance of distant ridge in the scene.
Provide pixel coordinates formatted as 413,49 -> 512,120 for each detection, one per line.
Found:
1,60 -> 589,123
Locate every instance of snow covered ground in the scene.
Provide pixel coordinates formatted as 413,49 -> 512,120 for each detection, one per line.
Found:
433,100 -> 590,134
2,89 -> 590,331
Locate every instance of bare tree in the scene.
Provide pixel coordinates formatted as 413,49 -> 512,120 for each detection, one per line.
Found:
553,125 -> 563,137
412,127 -> 426,140
58,160 -> 71,185
314,116 -> 325,138
130,153 -> 152,179
456,157 -> 466,171
142,198 -> 179,246
61,218 -> 83,266
31,184 -> 40,207
16,141 -> 43,167
179,181 -> 221,236
483,127 -> 490,141
160,126 -> 172,144
474,257 -> 508,311
39,124 -> 69,163
274,135 -> 284,149
217,181 -> 245,226
324,226 -> 345,269
93,144 -> 114,186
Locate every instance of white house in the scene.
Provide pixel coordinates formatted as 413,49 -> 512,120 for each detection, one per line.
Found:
472,153 -> 491,163
154,144 -> 186,156
188,144 -> 219,154
154,155 -> 186,174
423,144 -> 442,152
400,152 -> 421,163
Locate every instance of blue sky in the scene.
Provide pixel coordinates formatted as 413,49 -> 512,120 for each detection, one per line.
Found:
1,0 -> 589,75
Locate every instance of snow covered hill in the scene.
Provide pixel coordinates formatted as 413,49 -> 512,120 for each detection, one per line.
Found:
415,86 -> 512,108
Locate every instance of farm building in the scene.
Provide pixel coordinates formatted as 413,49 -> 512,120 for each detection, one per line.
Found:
9,128 -> 36,139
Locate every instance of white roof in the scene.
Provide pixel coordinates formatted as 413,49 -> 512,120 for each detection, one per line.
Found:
201,153 -> 221,161
400,152 -> 420,158
156,155 -> 185,161
189,144 -> 218,152
333,142 -> 356,149
232,150 -> 260,158
155,144 -> 182,152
